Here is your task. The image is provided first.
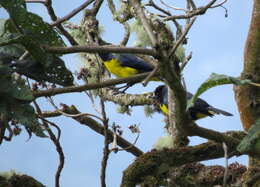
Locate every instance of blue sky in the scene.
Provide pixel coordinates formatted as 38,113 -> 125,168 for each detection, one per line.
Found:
0,0 -> 253,187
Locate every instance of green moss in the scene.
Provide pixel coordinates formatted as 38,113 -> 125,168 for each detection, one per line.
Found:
0,171 -> 45,187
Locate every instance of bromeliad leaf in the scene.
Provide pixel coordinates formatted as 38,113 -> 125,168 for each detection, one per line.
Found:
187,73 -> 252,109
237,119 -> 260,155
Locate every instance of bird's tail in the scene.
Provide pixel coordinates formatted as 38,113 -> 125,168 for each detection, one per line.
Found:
208,107 -> 233,116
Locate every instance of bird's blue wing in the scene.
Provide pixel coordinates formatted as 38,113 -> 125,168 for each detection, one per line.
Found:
117,54 -> 154,73
161,86 -> 168,105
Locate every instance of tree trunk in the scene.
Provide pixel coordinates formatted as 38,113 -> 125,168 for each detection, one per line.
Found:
234,0 -> 260,186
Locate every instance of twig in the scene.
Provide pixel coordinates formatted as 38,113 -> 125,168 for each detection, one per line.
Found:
39,111 -> 62,118
40,117 -> 61,141
160,0 -> 188,12
211,0 -> 228,8
47,96 -> 104,121
120,23 -> 130,46
142,65 -> 159,86
100,98 -> 110,187
33,72 -> 153,98
169,17 -> 196,58
117,133 -> 140,152
188,123 -> 241,147
50,0 -> 95,27
223,142 -> 228,187
187,0 -> 197,9
89,0 -> 104,16
164,0 -> 217,20
19,51 -> 30,60
180,51 -> 192,71
44,0 -> 78,45
45,122 -> 64,187
44,45 -> 157,56
25,0 -> 45,3
146,0 -> 171,16
249,82 -> 260,87
32,100 -> 64,187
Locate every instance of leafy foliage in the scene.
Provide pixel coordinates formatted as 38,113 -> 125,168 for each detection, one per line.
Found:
237,119 -> 260,155
0,18 -> 74,86
0,61 -> 46,138
0,0 -> 64,47
0,170 -> 46,187
187,73 -> 252,109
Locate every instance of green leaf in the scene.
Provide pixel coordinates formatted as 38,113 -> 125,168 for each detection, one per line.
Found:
0,19 -> 74,86
12,104 -> 46,137
0,1 -> 65,69
187,73 -> 252,109
14,57 -> 74,86
0,65 -> 34,101
0,32 -> 54,67
237,119 -> 260,155
0,0 -> 64,47
9,78 -> 34,101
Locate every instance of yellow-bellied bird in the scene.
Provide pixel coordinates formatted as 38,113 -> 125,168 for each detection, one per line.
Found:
98,52 -> 155,78
154,85 -> 233,120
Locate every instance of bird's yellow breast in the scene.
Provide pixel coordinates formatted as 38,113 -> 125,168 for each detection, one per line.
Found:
159,104 -> 208,120
104,59 -> 138,78
160,104 -> 169,115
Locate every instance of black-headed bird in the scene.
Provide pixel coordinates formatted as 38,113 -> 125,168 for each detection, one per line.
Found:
154,85 -> 233,120
98,52 -> 155,78
98,52 -> 159,92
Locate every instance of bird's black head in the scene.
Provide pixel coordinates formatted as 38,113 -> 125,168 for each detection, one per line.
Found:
98,52 -> 114,61
154,85 -> 167,104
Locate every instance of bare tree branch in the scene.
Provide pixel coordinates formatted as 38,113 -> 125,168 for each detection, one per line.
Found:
121,132 -> 245,187
33,100 -> 64,187
33,72 -> 152,98
100,98 -> 110,187
164,0 -> 217,21
25,0 -> 45,4
50,0 -> 95,27
44,0 -> 78,45
168,17 -> 196,58
43,44 -> 157,56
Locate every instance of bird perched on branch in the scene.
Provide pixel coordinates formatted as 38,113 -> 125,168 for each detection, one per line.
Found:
98,52 -> 155,78
98,51 -> 159,92
97,38 -> 156,79
154,85 -> 233,120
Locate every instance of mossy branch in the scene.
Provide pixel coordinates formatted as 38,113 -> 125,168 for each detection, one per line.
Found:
121,131 -> 245,187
